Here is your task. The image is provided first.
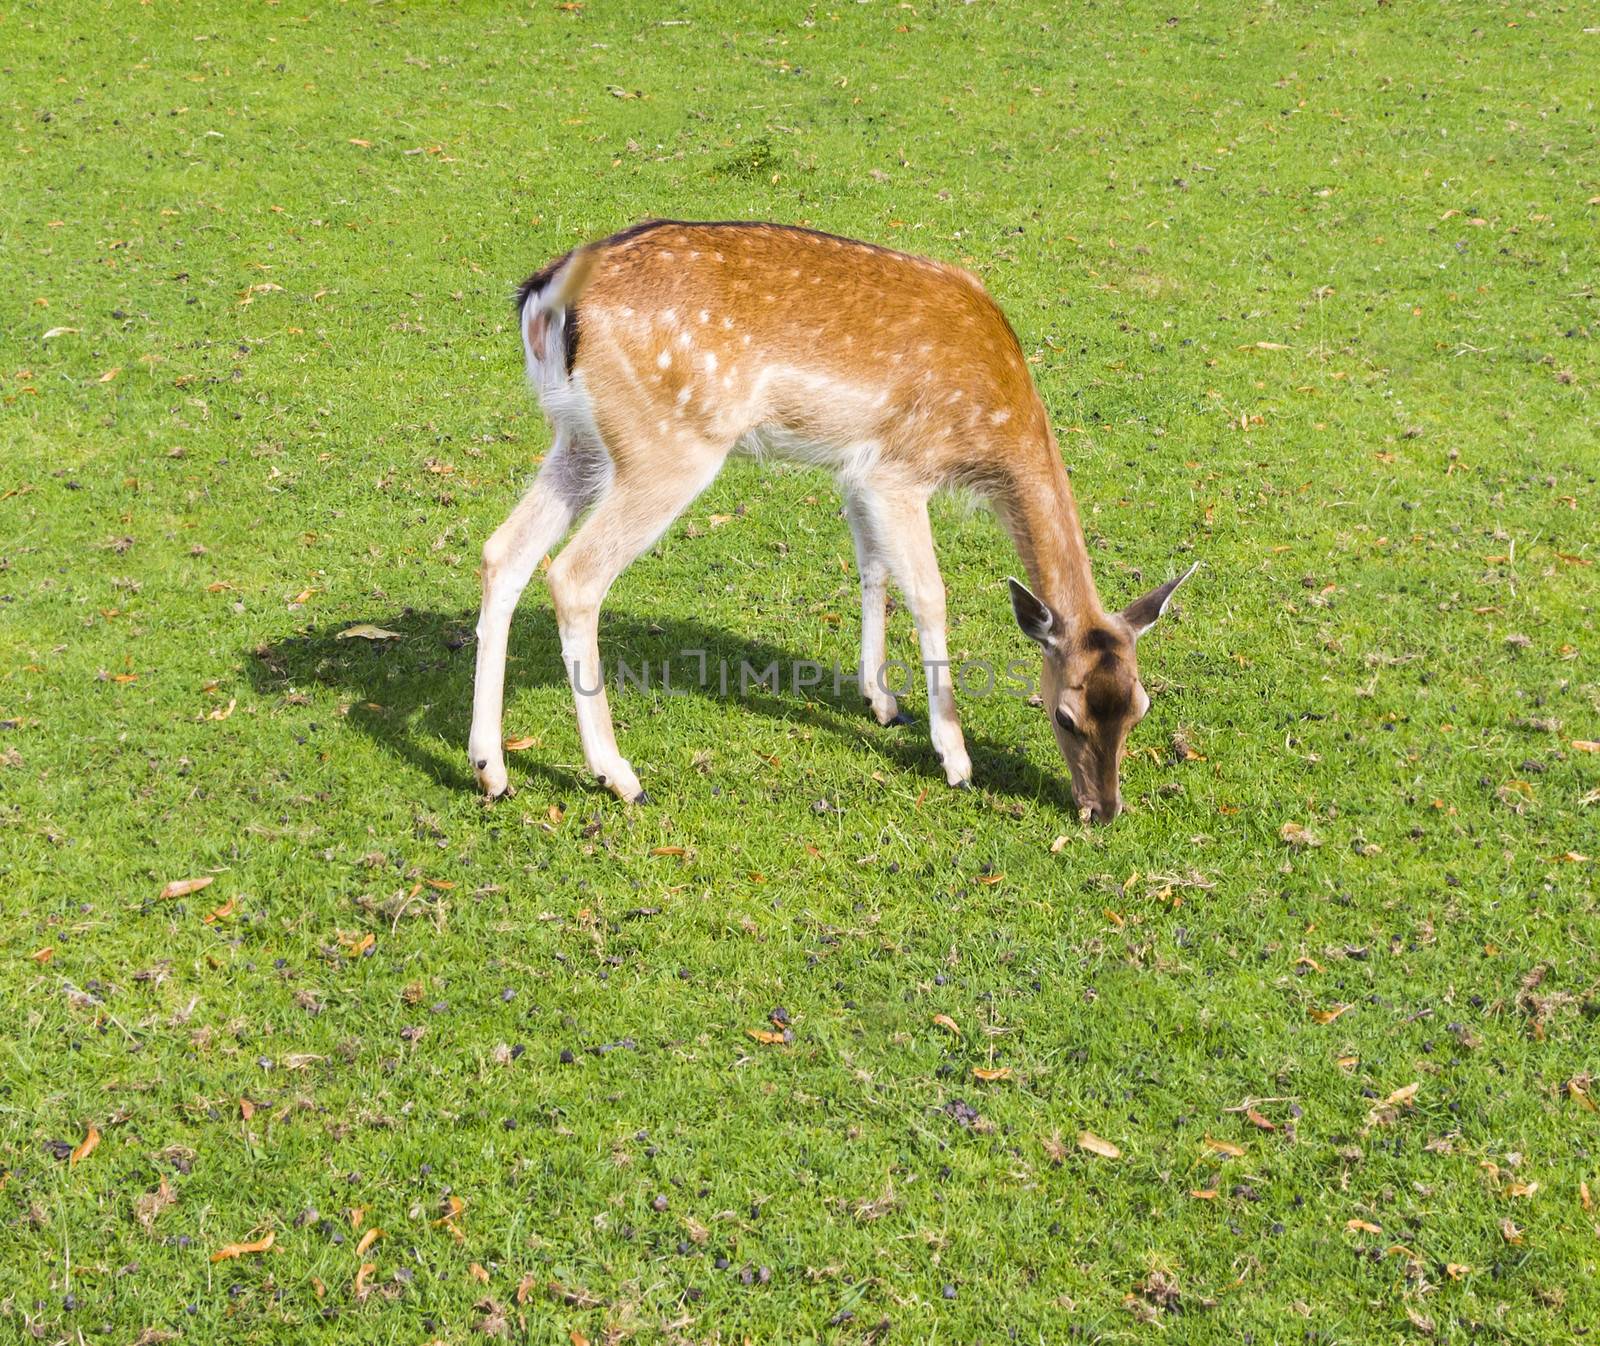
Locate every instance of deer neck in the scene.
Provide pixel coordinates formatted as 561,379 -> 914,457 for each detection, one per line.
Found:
997,451 -> 1104,625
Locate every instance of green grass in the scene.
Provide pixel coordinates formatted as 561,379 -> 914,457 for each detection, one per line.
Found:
3,1 -> 1598,1341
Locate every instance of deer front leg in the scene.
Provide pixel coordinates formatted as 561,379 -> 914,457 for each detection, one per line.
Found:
843,491 -> 904,726
874,488 -> 972,788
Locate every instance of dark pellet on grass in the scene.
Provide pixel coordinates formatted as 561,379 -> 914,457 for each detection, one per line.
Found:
942,1284 -> 957,1300
559,1048 -> 575,1064
652,1193 -> 669,1212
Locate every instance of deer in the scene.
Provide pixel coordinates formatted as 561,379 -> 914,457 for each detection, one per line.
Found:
468,220 -> 1194,822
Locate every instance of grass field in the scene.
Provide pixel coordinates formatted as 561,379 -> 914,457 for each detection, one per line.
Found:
4,1 -> 1599,1341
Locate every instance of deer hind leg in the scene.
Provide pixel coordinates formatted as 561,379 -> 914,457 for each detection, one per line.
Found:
469,432 -> 609,797
866,485 -> 973,788
546,442 -> 726,802
842,489 -> 906,727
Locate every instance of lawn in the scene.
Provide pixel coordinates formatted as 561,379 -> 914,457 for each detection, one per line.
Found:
3,1 -> 1598,1341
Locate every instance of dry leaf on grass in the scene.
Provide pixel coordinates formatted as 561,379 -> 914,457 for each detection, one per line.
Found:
432,1194 -> 466,1241
972,1066 -> 1012,1082
355,1227 -> 383,1256
70,1127 -> 100,1166
546,1279 -> 603,1309
1346,1218 -> 1382,1234
1203,1135 -> 1245,1158
336,624 -> 403,641
1077,1130 -> 1121,1159
134,1176 -> 176,1231
1365,1081 -> 1421,1130
1404,1306 -> 1436,1336
474,1297 -> 509,1337
1279,821 -> 1320,848
1310,1003 -> 1352,1024
158,876 -> 213,900
211,1230 -> 275,1262
931,1013 -> 960,1036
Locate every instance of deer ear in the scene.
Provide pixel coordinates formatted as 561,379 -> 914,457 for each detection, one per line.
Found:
1008,577 -> 1055,645
1121,562 -> 1198,638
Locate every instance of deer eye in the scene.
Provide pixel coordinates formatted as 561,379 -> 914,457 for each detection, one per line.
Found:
1054,707 -> 1080,736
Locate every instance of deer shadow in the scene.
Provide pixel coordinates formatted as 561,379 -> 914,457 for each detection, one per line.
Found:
245,606 -> 1074,809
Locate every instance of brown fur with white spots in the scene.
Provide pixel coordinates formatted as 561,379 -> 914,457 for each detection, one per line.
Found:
468,221 -> 1193,820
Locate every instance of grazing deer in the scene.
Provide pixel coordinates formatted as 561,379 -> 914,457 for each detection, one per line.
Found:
469,221 -> 1193,821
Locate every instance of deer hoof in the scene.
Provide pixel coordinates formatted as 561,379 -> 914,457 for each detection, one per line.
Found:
475,761 -> 510,798
632,789 -> 653,806
888,710 -> 912,727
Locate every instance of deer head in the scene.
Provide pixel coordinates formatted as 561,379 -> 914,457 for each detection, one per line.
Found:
1009,564 -> 1196,822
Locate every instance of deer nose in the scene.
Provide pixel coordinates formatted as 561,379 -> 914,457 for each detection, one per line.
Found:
1088,798 -> 1122,824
